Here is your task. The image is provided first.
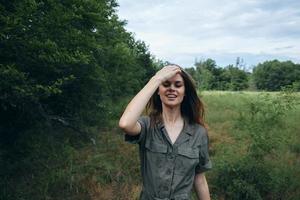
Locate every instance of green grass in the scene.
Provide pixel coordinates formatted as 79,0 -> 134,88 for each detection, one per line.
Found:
1,91 -> 299,200
201,91 -> 300,200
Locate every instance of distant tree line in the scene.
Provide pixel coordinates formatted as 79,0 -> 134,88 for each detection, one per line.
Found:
185,58 -> 300,91
253,60 -> 300,91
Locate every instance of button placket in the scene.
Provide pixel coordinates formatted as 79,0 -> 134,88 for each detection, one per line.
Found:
166,146 -> 177,199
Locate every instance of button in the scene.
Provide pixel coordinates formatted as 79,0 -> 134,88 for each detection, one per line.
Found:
166,169 -> 172,175
163,186 -> 169,191
168,154 -> 175,159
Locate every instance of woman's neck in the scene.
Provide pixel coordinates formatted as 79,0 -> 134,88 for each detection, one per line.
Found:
162,105 -> 182,124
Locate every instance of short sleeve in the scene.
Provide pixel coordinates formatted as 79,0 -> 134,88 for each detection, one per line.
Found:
124,116 -> 149,144
195,130 -> 212,174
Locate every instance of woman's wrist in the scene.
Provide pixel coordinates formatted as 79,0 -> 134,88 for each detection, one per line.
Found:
150,75 -> 163,86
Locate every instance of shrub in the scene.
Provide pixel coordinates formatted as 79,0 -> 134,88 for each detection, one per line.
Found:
212,90 -> 300,199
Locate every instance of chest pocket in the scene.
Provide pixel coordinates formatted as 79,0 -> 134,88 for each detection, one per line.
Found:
175,147 -> 199,175
145,140 -> 168,169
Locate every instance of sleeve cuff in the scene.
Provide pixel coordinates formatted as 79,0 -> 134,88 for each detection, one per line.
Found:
195,160 -> 212,174
124,133 -> 142,144
124,117 -> 148,144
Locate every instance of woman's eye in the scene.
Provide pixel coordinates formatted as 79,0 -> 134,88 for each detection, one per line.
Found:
163,82 -> 170,87
175,83 -> 183,87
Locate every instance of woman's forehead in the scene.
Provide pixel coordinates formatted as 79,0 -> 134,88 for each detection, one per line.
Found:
166,74 -> 184,82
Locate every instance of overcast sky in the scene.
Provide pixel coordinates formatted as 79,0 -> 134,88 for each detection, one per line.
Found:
117,0 -> 300,69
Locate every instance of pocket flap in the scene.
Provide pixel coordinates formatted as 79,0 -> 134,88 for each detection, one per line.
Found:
145,141 -> 168,153
177,147 -> 199,158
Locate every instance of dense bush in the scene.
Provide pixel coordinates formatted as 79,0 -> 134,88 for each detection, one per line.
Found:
214,157 -> 270,200
0,0 -> 156,140
0,1 -> 156,199
237,89 -> 298,157
212,90 -> 300,200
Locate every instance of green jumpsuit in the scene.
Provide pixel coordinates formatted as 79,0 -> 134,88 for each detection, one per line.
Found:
125,116 -> 212,200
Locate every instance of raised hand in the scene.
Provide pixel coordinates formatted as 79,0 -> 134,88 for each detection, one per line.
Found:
154,65 -> 182,83
119,64 -> 181,135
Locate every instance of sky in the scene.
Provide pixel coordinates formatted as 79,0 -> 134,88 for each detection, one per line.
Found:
116,0 -> 300,69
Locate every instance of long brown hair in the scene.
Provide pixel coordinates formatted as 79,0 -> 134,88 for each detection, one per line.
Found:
146,67 -> 207,128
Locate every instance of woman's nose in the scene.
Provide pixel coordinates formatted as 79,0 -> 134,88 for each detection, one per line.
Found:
168,84 -> 175,91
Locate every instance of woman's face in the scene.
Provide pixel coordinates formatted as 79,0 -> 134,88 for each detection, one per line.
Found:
158,73 -> 185,108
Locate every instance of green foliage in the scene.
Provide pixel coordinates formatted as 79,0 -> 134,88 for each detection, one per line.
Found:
189,58 -> 249,91
0,126 -> 142,200
215,156 -> 300,199
213,152 -> 300,200
195,59 -> 220,90
253,60 -> 300,91
0,1 -> 156,199
0,127 -> 87,200
221,65 -> 249,91
212,90 -> 300,200
189,58 -> 300,92
237,89 -> 298,157
1,91 -> 299,199
0,0 -> 156,138
214,157 -> 269,200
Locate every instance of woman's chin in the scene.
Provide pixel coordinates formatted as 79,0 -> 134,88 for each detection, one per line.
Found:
162,101 -> 181,108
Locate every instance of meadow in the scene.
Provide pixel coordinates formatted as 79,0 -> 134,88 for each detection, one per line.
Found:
87,90 -> 300,200
1,91 -> 299,200
200,91 -> 300,200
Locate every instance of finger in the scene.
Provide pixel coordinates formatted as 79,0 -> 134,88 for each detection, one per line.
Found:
168,67 -> 180,73
174,68 -> 182,73
164,65 -> 178,69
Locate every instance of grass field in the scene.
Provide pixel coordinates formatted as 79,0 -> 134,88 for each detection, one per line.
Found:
1,91 -> 299,200
200,91 -> 300,199
91,90 -> 300,200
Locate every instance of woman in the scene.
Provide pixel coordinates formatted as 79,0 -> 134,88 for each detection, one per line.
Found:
119,65 -> 212,200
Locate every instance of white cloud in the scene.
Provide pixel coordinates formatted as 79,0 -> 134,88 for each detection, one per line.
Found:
117,0 -> 300,67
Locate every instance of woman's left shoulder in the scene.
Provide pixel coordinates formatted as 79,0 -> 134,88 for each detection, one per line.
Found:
191,123 -> 207,135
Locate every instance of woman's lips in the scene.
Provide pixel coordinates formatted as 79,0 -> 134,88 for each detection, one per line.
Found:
166,94 -> 177,100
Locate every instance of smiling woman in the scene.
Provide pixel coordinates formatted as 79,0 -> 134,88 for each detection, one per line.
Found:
119,65 -> 212,200
158,73 -> 185,108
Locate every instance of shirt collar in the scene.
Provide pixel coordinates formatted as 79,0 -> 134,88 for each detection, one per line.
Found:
158,117 -> 194,136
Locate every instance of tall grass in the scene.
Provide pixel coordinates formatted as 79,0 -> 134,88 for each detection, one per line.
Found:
202,91 -> 300,200
1,91 -> 299,199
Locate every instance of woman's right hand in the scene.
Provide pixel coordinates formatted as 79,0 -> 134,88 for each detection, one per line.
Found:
154,65 -> 182,83
119,64 -> 181,135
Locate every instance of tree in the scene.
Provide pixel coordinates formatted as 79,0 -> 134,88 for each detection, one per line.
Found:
194,58 -> 220,90
0,0 -> 156,141
253,60 -> 300,91
191,59 -> 250,91
221,65 -> 249,91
